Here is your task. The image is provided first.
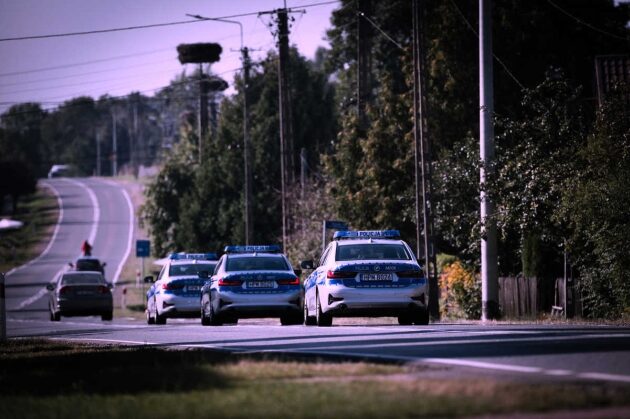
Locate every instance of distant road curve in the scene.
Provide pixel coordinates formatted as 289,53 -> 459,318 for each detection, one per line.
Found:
5,177 -> 134,315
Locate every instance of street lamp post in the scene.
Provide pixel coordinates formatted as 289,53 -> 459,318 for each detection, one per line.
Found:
188,14 -> 253,244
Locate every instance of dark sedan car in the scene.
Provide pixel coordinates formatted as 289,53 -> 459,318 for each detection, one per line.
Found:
47,271 -> 113,321
69,257 -> 106,275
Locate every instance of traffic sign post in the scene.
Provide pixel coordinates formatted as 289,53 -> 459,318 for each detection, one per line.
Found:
136,240 -> 150,292
322,220 -> 348,254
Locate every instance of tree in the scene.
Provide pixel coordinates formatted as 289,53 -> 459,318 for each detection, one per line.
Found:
561,84 -> 630,318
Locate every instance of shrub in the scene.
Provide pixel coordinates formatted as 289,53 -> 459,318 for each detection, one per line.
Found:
439,259 -> 481,320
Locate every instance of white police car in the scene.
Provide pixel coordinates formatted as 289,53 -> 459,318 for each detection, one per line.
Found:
301,230 -> 429,327
146,252 -> 218,325
200,245 -> 303,326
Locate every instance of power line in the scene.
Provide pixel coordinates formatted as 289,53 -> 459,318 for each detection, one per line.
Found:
447,0 -> 525,90
547,0 -> 629,42
357,11 -> 404,50
0,1 -> 341,42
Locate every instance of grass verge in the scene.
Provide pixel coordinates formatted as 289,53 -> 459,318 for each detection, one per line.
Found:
0,184 -> 58,273
1,339 -> 629,419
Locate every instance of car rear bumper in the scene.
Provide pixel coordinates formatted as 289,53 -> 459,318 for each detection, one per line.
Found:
56,297 -> 112,314
319,284 -> 427,316
215,289 -> 301,318
159,294 -> 201,317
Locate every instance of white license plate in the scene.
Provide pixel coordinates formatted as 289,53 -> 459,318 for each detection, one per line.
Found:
361,273 -> 394,281
186,285 -> 201,292
248,281 -> 274,288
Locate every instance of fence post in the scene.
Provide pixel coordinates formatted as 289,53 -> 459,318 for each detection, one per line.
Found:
0,272 -> 6,341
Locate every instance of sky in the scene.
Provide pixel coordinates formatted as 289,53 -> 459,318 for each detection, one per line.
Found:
0,0 -> 339,114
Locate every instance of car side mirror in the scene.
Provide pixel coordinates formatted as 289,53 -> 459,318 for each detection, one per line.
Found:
102,262 -> 107,267
294,268 -> 302,277
68,262 -> 74,268
107,282 -> 113,289
300,260 -> 314,270
144,275 -> 154,283
46,284 -> 55,291
198,270 -> 209,279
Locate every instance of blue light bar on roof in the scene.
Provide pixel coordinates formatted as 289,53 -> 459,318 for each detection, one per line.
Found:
224,245 -> 282,254
169,252 -> 218,260
333,230 -> 401,240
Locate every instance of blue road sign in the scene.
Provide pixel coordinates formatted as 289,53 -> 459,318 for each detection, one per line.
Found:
136,240 -> 150,258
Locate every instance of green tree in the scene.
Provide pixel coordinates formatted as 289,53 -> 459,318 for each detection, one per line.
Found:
561,85 -> 630,318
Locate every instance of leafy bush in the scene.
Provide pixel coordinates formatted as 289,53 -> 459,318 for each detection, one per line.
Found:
439,259 -> 481,320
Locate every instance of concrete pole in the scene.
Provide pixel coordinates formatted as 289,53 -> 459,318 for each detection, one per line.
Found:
96,131 -> 101,177
112,113 -> 118,177
277,8 -> 291,251
242,47 -> 253,245
480,0 -> 499,320
0,273 -> 6,341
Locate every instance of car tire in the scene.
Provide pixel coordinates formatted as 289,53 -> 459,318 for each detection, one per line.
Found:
304,300 -> 316,326
316,291 -> 332,327
201,301 -> 211,326
50,305 -> 60,322
155,299 -> 167,324
206,299 -> 223,326
147,307 -> 155,325
101,311 -> 113,321
413,308 -> 430,325
397,313 -> 413,325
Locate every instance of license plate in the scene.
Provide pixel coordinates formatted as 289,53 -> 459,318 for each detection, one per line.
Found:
248,281 -> 274,288
186,285 -> 201,292
361,273 -> 393,281
77,290 -> 94,295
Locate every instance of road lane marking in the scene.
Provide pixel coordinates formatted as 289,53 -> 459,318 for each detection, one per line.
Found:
15,179 -> 100,310
6,181 -> 63,277
109,180 -> 134,285
577,372 -> 630,383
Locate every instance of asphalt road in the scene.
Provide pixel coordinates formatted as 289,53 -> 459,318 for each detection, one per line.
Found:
4,177 -> 630,386
4,177 -> 133,316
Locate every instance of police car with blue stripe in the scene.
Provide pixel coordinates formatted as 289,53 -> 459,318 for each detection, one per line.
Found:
146,252 -> 218,324
200,245 -> 303,326
301,230 -> 429,327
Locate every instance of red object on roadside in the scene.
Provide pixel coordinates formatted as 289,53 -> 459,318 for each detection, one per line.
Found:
81,240 -> 92,256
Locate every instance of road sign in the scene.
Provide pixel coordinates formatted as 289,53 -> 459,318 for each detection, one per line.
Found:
136,240 -> 150,258
324,220 -> 348,230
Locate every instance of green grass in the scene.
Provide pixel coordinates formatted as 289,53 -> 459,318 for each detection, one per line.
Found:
1,339 -> 629,419
0,186 -> 58,273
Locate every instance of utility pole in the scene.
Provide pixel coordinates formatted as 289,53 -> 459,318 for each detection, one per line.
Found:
242,46 -> 253,245
96,131 -> 101,177
357,0 -> 373,130
278,7 -> 291,250
112,112 -> 118,177
300,148 -> 307,200
198,63 -> 209,162
412,0 -> 439,320
480,0 -> 499,320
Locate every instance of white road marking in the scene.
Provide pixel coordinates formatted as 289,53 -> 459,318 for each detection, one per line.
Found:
6,181 -> 63,276
15,179 -> 100,310
577,372 -> 630,383
110,181 -> 134,285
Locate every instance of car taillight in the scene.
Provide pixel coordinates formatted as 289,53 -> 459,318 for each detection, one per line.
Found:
327,270 -> 357,279
278,276 -> 300,285
218,277 -> 242,286
162,282 -> 184,290
97,286 -> 110,294
59,286 -> 71,295
397,270 -> 423,278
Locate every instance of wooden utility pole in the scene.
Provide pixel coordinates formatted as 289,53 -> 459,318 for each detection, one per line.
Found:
277,8 -> 292,249
242,46 -> 253,244
357,0 -> 373,130
412,0 -> 439,319
112,112 -> 118,177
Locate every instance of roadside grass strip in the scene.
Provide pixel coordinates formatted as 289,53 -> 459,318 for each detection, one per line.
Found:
1,339 -> 630,419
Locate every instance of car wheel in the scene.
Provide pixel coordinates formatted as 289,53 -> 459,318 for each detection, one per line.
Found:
304,299 -> 316,326
413,308 -> 430,325
50,304 -> 60,322
315,291 -> 332,327
155,298 -> 167,325
206,299 -> 223,326
201,301 -> 211,326
146,306 -> 155,325
397,313 -> 413,325
101,311 -> 113,321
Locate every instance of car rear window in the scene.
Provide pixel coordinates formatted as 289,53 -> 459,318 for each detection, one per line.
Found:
62,274 -> 104,285
226,256 -> 289,272
169,263 -> 216,277
76,259 -> 102,270
336,244 -> 411,261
